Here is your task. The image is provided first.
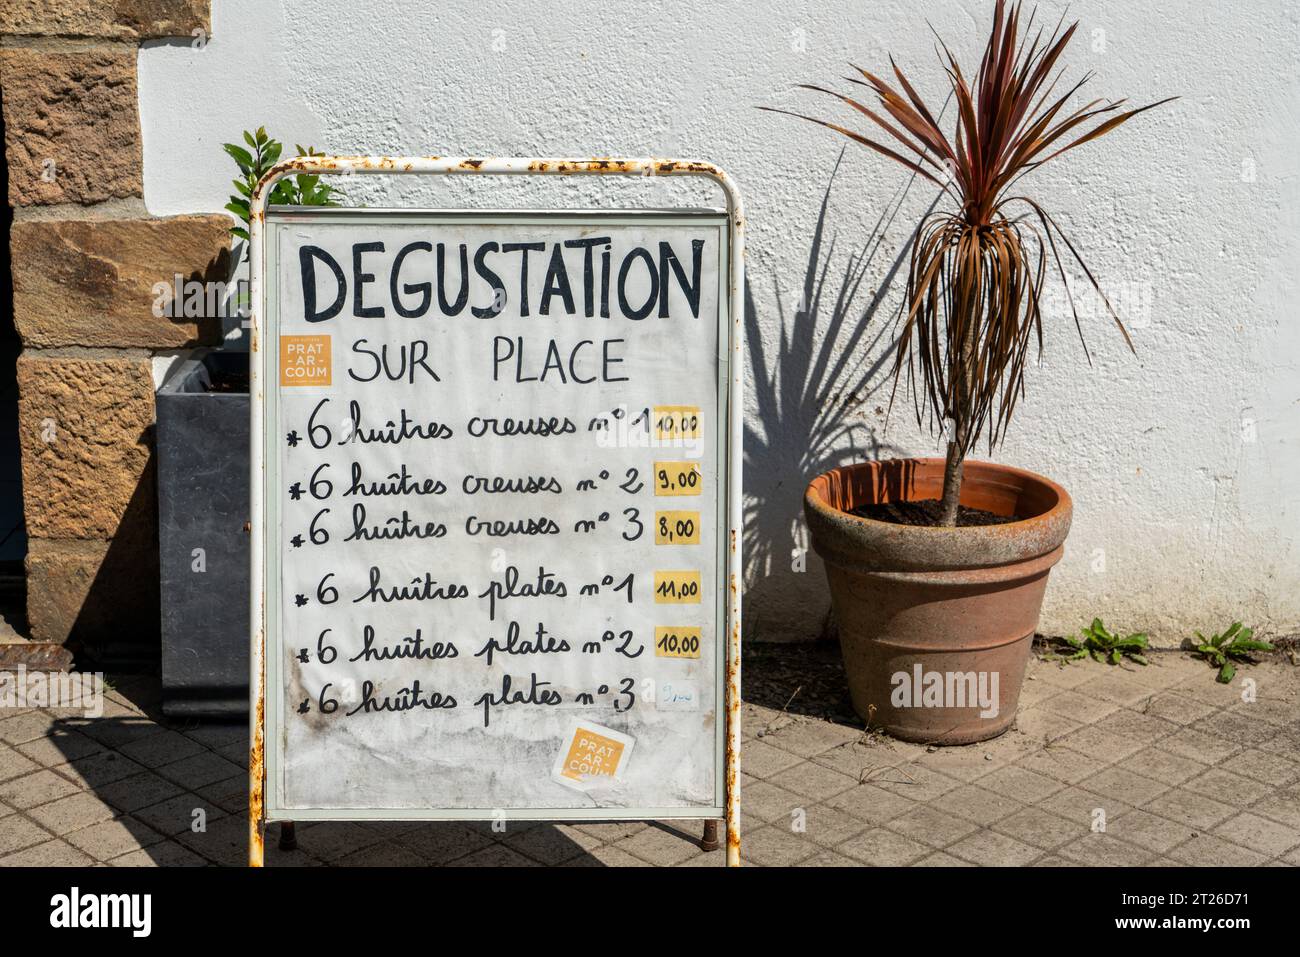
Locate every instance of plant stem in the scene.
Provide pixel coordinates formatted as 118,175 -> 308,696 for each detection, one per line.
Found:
938,438 -> 964,526
937,285 -> 978,527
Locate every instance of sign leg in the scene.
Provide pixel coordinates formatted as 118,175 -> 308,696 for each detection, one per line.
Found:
700,819 -> 720,851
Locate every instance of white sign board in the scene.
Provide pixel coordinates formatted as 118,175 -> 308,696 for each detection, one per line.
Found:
256,207 -> 734,821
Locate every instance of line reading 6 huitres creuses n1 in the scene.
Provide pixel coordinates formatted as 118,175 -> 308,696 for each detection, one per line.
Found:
261,210 -> 730,818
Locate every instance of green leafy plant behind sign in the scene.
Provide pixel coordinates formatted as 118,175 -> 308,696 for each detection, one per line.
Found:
1192,622 -> 1272,684
1057,619 -> 1149,666
223,126 -> 343,241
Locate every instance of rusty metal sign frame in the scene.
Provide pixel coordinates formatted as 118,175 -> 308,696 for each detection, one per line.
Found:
248,157 -> 743,868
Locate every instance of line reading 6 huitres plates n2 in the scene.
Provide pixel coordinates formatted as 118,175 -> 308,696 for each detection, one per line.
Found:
261,209 -> 731,820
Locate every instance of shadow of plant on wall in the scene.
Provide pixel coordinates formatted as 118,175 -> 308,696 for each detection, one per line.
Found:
743,153 -> 938,642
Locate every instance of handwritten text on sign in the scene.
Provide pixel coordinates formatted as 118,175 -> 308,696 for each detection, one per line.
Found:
270,214 -> 726,812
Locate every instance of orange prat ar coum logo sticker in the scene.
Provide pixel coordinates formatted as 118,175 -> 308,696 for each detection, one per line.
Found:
552,723 -> 634,792
280,334 -> 332,387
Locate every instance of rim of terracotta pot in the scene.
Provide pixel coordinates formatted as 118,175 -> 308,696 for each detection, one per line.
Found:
804,457 -> 1073,572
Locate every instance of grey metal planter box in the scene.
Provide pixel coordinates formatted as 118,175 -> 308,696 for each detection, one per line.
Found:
156,350 -> 249,717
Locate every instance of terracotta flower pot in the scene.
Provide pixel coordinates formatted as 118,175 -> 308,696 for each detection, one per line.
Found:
804,458 -> 1072,745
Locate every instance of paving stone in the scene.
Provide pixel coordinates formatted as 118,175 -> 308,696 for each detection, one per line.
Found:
928,784 -> 1025,826
1055,724 -> 1147,761
74,717 -> 166,750
911,744 -> 1008,782
946,828 -> 1042,866
1182,766 -> 1274,807
109,842 -> 208,867
1057,832 -> 1156,865
761,718 -> 861,757
1039,786 -> 1131,826
1190,711 -> 1277,750
281,821 -> 383,863
1015,745 -> 1107,785
0,838 -> 95,866
1074,670 -> 1163,707
569,820 -> 648,842
334,841 -> 426,867
1136,692 -> 1218,725
117,730 -> 208,769
1224,694 -> 1300,727
767,761 -> 858,801
739,825 -> 818,866
675,848 -> 725,867
54,751 -> 144,788
1108,810 -> 1199,854
1119,747 -> 1208,786
885,803 -> 980,849
1145,788 -> 1236,831
559,844 -> 644,867
0,768 -> 81,809
1212,812 -> 1300,856
0,813 -> 52,855
27,791 -> 116,835
1077,766 -> 1170,806
1250,789 -> 1300,830
795,848 -> 864,866
915,851 -> 976,866
1218,749 -> 1300,788
822,782 -> 915,825
1039,690 -> 1120,723
501,823 -> 600,865
990,806 -> 1082,851
156,751 -> 245,790
178,814 -> 261,866
1012,707 -> 1082,742
0,746 -> 39,784
615,824 -> 700,866
865,762 -> 961,802
1030,855 -> 1079,866
134,793 -> 223,837
811,738 -> 922,778
447,844 -> 541,867
179,723 -> 246,749
796,803 -> 872,847
403,822 -> 495,864
1159,726 -> 1243,765
16,727 -> 104,767
1175,673 -> 1256,707
95,771 -> 187,813
66,817 -> 165,861
1033,662 -> 1099,689
1090,708 -> 1180,743
1016,674 -> 1059,708
839,826 -> 931,866
1167,833 -> 1267,867
979,764 -> 1066,803
738,778 -> 804,824
740,738 -> 806,778
193,776 -> 248,814
0,711 -> 55,746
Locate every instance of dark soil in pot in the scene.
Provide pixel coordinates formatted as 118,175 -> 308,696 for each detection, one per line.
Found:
850,499 -> 1021,527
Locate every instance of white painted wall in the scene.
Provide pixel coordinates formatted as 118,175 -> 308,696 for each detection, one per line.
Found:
139,0 -> 1300,644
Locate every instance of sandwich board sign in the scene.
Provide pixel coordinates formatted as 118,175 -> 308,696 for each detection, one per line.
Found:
248,158 -> 742,866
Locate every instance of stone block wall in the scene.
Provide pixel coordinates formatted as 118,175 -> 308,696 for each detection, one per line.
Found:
1,0 -> 227,661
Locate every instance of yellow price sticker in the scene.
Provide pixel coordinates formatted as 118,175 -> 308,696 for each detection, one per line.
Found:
654,461 -> 702,496
653,570 -> 701,604
654,626 -> 702,659
654,405 -> 701,440
655,510 -> 700,545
